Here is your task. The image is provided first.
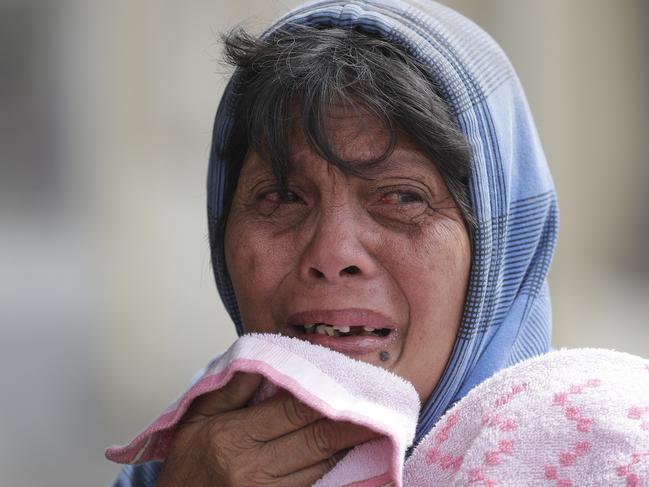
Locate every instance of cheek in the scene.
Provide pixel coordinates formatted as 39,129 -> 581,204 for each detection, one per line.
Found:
402,241 -> 468,349
389,218 -> 471,301
225,222 -> 263,288
225,219 -> 298,330
388,219 -> 471,399
416,221 -> 470,322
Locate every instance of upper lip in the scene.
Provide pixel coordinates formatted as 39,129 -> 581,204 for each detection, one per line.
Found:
285,308 -> 398,329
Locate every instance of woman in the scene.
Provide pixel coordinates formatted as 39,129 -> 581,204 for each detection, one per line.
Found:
112,0 -> 558,485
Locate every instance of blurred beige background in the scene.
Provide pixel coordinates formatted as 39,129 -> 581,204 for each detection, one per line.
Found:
1,1 -> 647,485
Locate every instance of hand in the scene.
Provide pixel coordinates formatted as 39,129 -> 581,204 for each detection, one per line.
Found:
155,372 -> 378,487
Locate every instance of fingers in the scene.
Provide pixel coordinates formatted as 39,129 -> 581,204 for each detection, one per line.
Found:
172,375 -> 379,487
242,391 -> 323,442
263,419 -> 380,476
275,449 -> 349,487
186,371 -> 263,420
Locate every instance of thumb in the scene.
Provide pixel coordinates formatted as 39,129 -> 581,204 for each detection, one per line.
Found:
185,371 -> 263,420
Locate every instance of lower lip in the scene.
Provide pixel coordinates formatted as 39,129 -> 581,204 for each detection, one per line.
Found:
294,331 -> 397,356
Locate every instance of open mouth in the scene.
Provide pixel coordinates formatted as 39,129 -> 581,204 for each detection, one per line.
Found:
293,323 -> 392,338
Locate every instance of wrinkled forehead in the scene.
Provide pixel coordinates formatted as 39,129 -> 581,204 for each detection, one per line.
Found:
284,101 -> 405,168
243,141 -> 443,184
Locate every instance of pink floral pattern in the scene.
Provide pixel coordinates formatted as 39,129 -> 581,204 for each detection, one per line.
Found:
404,349 -> 649,486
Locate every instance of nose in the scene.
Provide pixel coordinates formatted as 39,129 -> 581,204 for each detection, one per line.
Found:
298,205 -> 377,283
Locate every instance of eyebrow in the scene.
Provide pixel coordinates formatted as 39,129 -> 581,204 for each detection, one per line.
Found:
348,148 -> 438,177
242,146 -> 440,189
287,144 -> 435,170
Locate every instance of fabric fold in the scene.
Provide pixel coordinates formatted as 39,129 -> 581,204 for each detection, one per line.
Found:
107,339 -> 649,485
106,333 -> 421,487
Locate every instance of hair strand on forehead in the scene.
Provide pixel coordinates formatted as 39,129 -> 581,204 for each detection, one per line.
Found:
218,24 -> 475,240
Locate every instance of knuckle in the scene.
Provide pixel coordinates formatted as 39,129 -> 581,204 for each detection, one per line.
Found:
171,413 -> 272,487
308,420 -> 339,457
205,424 -> 231,459
204,431 -> 257,486
283,396 -> 316,426
205,417 -> 243,457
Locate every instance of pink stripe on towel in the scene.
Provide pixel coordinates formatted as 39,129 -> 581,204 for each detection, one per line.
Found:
107,339 -> 649,485
106,334 -> 420,487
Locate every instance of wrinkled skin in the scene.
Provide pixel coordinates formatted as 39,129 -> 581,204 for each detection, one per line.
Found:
155,372 -> 377,486
226,108 -> 471,400
157,108 -> 471,486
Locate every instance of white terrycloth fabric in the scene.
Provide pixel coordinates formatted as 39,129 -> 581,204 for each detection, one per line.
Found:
106,335 -> 649,487
107,337 -> 649,485
405,348 -> 649,486
106,334 -> 421,487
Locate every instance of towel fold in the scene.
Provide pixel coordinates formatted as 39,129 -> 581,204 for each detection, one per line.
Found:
107,341 -> 649,486
405,348 -> 649,486
106,334 -> 421,487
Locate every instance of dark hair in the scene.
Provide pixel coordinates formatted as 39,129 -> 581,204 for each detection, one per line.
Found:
216,24 -> 474,242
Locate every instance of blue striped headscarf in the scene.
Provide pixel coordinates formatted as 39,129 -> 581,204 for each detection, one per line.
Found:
207,0 -> 558,445
111,1 -> 558,484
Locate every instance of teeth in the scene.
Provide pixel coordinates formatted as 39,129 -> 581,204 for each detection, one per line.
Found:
303,324 -> 389,337
309,324 -> 351,336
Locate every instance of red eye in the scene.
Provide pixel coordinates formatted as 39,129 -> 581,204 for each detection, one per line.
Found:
263,190 -> 303,204
281,191 -> 302,203
380,191 -> 423,204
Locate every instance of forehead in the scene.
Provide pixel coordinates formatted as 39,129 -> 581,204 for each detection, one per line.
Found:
240,129 -> 444,195
236,101 -> 447,192
287,105 -> 434,172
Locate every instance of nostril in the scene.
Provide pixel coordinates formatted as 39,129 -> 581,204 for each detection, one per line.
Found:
307,266 -> 361,280
342,265 -> 361,275
309,268 -> 326,279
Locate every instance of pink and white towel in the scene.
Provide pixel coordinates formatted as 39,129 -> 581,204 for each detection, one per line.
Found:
107,336 -> 649,486
406,348 -> 649,486
106,334 -> 421,487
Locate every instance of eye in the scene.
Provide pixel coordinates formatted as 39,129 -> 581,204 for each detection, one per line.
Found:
262,190 -> 304,204
379,191 -> 424,205
254,188 -> 308,219
368,187 -> 431,225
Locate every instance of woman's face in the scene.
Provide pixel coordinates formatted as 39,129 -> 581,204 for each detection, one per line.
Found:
224,107 -> 471,401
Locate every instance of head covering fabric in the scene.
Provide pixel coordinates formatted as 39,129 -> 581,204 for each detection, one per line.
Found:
207,0 -> 558,444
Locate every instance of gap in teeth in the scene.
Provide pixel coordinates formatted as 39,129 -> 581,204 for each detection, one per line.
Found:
300,324 -> 389,337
